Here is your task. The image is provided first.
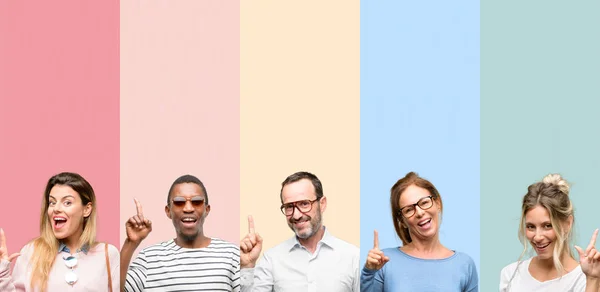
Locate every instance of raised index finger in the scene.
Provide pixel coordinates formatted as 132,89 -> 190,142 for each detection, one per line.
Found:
588,229 -> 598,249
248,215 -> 255,234
374,230 -> 379,249
134,198 -> 144,216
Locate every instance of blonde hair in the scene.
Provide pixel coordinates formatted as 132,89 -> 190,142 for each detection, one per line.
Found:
517,173 -> 574,275
29,172 -> 97,291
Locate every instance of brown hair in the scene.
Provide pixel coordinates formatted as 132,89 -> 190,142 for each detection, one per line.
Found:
280,171 -> 323,203
390,172 -> 443,245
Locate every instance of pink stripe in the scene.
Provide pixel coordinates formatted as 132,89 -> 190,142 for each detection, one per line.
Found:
0,1 -> 120,250
120,1 -> 240,248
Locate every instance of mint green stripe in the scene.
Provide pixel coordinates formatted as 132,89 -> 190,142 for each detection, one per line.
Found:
481,1 -> 600,290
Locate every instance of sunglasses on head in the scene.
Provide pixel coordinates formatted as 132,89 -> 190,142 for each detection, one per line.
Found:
171,196 -> 205,207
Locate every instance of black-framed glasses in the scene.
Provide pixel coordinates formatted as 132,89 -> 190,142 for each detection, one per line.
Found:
171,196 -> 205,207
398,196 -> 434,218
280,198 -> 320,216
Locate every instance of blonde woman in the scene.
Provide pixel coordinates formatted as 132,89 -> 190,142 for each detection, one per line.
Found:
500,174 -> 600,292
0,172 -> 119,291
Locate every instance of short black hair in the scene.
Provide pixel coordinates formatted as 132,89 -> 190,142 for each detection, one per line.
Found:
167,174 -> 208,205
280,171 -> 323,203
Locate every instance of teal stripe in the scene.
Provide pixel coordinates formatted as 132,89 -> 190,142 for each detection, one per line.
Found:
481,1 -> 600,290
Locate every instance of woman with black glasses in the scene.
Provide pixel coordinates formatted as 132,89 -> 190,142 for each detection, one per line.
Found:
361,172 -> 478,292
0,172 -> 119,291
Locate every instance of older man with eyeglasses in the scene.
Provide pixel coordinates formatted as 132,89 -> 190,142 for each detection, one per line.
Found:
240,171 -> 359,292
120,174 -> 240,292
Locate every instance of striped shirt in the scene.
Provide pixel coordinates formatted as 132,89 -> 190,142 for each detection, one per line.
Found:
125,238 -> 240,292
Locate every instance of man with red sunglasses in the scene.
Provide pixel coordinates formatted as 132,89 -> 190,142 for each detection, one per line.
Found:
120,175 -> 240,292
240,171 -> 359,291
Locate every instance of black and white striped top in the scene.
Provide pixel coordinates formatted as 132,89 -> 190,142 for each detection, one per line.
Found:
126,238 -> 240,292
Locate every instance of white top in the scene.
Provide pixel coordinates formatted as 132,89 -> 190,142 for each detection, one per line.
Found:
0,242 -> 119,292
125,238 -> 240,292
240,228 -> 359,292
500,258 -> 586,292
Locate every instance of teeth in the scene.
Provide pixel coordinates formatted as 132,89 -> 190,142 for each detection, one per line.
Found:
419,219 -> 431,226
54,218 -> 66,222
182,218 -> 195,222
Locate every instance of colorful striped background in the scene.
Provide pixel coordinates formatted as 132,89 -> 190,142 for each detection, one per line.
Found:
2,1 -> 599,290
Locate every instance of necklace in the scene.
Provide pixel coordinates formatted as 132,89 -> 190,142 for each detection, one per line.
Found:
63,249 -> 82,286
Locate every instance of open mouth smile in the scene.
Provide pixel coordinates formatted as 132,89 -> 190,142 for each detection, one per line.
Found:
53,216 -> 67,230
181,217 -> 198,227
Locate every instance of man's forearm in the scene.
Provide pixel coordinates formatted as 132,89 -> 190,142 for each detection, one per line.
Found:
120,239 -> 141,292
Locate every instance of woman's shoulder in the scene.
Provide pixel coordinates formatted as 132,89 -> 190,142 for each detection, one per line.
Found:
452,250 -> 477,264
106,243 -> 119,254
381,246 -> 401,254
437,250 -> 476,272
91,242 -> 120,256
19,241 -> 35,253
501,258 -> 530,275
19,239 -> 42,256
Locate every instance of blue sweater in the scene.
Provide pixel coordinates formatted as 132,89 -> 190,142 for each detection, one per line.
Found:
361,248 -> 478,292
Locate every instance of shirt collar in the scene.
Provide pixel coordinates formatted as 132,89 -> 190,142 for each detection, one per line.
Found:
58,243 -> 90,255
288,226 -> 335,252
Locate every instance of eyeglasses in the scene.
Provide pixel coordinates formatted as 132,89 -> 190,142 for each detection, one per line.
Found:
398,196 -> 434,218
63,255 -> 78,285
280,198 -> 320,216
171,196 -> 205,207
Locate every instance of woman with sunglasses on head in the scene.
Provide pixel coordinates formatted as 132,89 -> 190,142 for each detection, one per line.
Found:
499,174 -> 600,292
361,172 -> 478,292
0,172 -> 119,292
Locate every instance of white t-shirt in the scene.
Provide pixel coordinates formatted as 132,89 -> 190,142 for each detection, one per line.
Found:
500,258 -> 586,292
